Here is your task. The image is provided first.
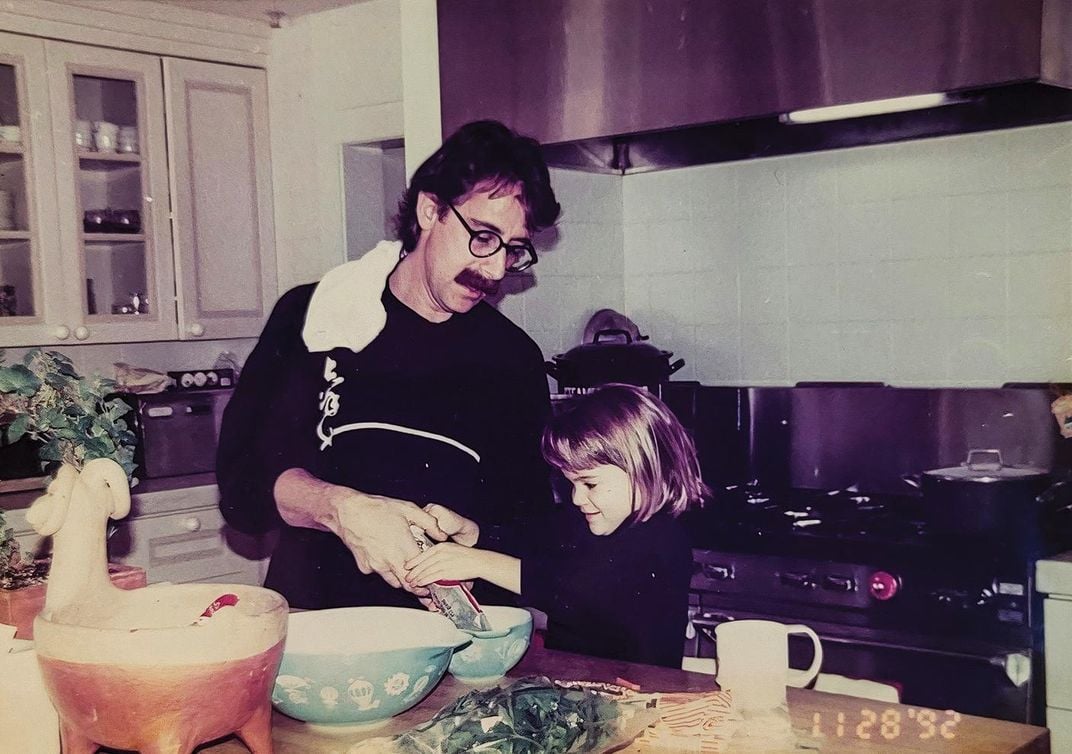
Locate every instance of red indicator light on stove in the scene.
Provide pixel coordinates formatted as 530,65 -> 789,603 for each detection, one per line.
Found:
869,571 -> 900,601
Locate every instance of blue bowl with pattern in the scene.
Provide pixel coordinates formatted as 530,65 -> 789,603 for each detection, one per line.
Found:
272,607 -> 470,730
448,606 -> 533,684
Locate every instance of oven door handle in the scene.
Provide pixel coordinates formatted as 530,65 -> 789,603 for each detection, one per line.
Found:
690,613 -> 735,629
689,616 -> 1031,686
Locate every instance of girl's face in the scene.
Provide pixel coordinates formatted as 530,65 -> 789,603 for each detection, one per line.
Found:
563,465 -> 634,536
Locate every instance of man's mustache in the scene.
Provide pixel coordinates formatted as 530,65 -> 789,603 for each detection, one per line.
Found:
456,269 -> 500,295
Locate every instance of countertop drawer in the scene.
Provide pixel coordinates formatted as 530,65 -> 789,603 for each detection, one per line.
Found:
5,484 -> 270,586
110,505 -> 267,587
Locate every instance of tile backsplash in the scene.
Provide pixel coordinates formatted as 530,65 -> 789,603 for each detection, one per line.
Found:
508,122 -> 1072,388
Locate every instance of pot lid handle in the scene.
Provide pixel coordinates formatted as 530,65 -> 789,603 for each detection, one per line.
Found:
965,449 -> 1004,471
594,328 -> 634,344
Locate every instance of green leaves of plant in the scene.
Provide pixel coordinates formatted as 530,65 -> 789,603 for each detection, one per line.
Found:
0,363 -> 40,396
5,414 -> 28,443
393,676 -> 629,754
0,349 -> 138,481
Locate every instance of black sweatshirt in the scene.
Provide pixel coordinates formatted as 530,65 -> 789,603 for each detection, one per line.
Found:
521,507 -> 693,668
216,283 -> 553,609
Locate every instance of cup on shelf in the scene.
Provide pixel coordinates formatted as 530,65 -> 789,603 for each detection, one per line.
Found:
0,190 -> 15,230
0,285 -> 17,316
117,125 -> 139,154
93,120 -> 119,152
74,119 -> 94,151
112,209 -> 141,233
83,209 -> 109,233
0,125 -> 21,143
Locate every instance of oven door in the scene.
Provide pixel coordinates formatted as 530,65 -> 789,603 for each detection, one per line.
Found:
685,604 -> 1039,724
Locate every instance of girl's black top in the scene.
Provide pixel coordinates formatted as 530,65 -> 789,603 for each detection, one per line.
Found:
521,506 -> 692,668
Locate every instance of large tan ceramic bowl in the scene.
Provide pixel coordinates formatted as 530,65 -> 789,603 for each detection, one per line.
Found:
34,583 -> 288,754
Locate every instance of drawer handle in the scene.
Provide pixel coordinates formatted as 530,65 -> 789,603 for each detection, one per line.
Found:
182,516 -> 202,532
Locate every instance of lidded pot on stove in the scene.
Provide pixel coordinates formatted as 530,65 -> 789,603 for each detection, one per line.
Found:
545,309 -> 684,394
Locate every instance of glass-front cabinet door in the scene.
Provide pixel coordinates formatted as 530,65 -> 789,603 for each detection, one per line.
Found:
0,32 -> 66,346
45,41 -> 176,343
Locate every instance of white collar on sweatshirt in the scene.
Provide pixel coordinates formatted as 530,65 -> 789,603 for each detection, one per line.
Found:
301,240 -> 403,353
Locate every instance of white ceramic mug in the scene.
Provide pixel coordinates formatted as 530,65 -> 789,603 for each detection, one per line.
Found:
93,120 -> 119,152
74,119 -> 93,150
715,619 -> 823,712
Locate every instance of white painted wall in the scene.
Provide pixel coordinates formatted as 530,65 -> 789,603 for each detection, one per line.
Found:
621,123 -> 1072,387
497,168 -> 625,367
268,0 -> 404,292
400,0 -> 441,179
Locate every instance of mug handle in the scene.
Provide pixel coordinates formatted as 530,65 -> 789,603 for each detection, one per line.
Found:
785,624 -> 823,688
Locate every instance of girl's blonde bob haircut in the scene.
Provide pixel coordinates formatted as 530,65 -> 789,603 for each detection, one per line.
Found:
541,383 -> 709,523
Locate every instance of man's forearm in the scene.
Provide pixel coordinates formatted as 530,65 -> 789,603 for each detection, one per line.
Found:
273,467 -> 350,533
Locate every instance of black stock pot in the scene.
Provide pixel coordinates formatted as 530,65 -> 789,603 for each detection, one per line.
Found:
545,328 -> 685,394
910,449 -> 1053,540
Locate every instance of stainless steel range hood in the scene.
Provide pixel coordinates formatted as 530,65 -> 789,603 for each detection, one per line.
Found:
438,0 -> 1072,173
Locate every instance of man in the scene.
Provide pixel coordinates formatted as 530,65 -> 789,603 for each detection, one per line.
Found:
216,120 -> 561,609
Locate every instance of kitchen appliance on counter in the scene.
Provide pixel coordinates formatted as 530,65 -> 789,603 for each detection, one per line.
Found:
670,384 -> 1072,725
120,386 -> 233,479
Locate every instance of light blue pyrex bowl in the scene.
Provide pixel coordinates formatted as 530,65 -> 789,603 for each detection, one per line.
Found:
448,605 -> 533,683
272,607 -> 470,729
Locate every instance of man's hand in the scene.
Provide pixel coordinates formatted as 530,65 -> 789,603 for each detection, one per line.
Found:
404,542 -> 490,587
332,491 -> 448,591
423,503 -> 480,547
273,468 -> 448,593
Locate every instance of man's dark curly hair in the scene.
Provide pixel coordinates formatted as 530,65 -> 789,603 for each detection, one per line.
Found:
394,120 -> 561,253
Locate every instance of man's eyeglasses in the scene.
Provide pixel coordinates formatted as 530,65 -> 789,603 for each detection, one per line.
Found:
447,203 -> 537,273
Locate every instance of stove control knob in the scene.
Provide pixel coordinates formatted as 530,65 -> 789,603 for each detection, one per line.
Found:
868,571 -> 900,601
822,575 -> 856,592
780,571 -> 816,590
701,564 -> 734,581
931,588 -> 972,610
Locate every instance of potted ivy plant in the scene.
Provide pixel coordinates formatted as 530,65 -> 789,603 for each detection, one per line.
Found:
0,349 -> 145,636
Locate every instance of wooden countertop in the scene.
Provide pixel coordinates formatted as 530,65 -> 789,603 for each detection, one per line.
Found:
190,646 -> 1049,754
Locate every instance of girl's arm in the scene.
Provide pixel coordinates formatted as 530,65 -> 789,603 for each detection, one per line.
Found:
405,543 -> 521,594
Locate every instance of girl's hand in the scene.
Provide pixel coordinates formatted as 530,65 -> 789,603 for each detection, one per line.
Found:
423,503 -> 480,547
405,542 -> 488,586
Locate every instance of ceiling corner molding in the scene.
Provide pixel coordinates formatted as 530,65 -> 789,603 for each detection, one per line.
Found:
0,0 -> 270,67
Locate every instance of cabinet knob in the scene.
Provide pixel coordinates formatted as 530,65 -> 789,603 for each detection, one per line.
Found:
188,323 -> 205,337
182,516 -> 202,532
73,326 -> 90,340
53,325 -> 70,340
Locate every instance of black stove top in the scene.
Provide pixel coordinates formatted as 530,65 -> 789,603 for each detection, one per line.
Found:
683,482 -> 1072,567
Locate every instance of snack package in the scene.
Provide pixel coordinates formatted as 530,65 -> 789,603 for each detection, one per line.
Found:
635,691 -> 820,753
351,675 -> 660,754
409,524 -> 491,632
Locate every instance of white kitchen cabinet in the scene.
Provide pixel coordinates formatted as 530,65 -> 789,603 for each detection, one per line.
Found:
0,32 -> 67,344
6,484 -> 270,587
1037,554 -> 1072,754
46,40 -> 177,343
0,33 -> 276,347
163,58 -> 276,340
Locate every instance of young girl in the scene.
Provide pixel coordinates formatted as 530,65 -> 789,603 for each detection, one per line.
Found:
405,383 -> 709,668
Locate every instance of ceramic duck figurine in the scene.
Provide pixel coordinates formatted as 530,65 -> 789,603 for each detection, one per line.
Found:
26,459 -> 131,623
26,459 -> 288,754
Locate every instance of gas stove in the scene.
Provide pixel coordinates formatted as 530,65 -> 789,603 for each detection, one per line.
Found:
666,383 -> 1071,723
685,483 -> 1040,638
682,482 -> 1060,724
